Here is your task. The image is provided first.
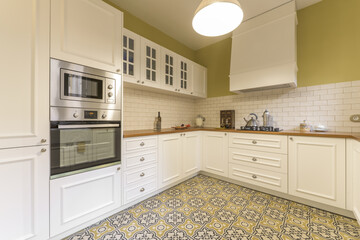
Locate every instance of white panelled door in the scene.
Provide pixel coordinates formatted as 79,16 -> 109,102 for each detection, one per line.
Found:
123,28 -> 141,84
0,146 -> 49,240
288,136 -> 346,208
183,132 -> 202,177
0,0 -> 49,149
352,140 -> 360,224
51,0 -> 123,72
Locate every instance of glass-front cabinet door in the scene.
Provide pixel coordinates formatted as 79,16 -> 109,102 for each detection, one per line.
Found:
178,57 -> 193,94
122,29 -> 140,84
161,49 -> 177,91
141,38 -> 160,87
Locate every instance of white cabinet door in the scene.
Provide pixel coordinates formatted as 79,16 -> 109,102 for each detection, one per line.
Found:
0,0 -> 49,149
158,134 -> 183,188
141,38 -> 161,87
51,0 -> 123,72
288,136 -> 346,208
183,132 -> 202,177
177,57 -> 193,95
0,146 -> 49,240
202,132 -> 229,177
50,165 -> 121,237
160,48 -> 177,91
352,140 -> 360,224
123,28 -> 141,84
192,63 -> 207,98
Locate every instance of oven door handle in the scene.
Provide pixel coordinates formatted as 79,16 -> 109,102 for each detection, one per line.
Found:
58,124 -> 120,129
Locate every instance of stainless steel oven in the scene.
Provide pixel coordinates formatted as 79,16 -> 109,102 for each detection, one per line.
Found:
50,58 -> 121,110
50,107 -> 121,178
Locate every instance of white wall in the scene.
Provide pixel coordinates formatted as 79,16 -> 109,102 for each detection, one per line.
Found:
123,80 -> 360,132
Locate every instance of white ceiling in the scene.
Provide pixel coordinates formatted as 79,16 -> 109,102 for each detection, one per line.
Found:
108,0 -> 321,50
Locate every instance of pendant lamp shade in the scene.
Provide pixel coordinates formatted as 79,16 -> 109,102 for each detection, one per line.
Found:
192,0 -> 244,37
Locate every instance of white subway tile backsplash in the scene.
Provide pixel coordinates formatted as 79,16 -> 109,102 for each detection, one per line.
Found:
124,81 -> 360,133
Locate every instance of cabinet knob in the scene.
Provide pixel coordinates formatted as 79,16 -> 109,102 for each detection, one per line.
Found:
140,172 -> 145,177
140,142 -> 145,146
140,157 -> 145,162
252,157 -> 257,162
41,148 -> 46,153
41,139 -> 47,143
117,167 -> 121,171
116,69 -> 120,73
175,89 -> 177,92
191,92 -> 193,94
252,175 -> 257,179
225,133 -> 227,136
289,137 -> 294,141
252,140 -> 257,144
137,80 -> 140,83
142,81 -> 145,84
140,188 -> 145,192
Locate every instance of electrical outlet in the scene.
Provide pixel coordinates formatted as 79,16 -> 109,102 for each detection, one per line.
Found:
350,114 -> 360,122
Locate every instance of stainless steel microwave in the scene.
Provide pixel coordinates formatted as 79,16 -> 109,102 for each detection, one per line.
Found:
50,58 -> 122,110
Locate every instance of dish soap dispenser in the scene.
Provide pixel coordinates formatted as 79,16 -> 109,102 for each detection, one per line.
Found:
154,112 -> 161,131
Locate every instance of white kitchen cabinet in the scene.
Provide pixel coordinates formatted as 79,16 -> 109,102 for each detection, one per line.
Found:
202,132 -> 229,177
347,139 -> 360,224
141,38 -> 161,87
288,136 -> 346,208
158,134 -> 183,188
0,0 -> 49,149
51,0 -> 123,73
50,165 -> 121,237
123,28 -> 141,84
177,57 -> 193,95
160,48 -> 178,91
0,146 -> 49,240
192,63 -> 207,98
183,132 -> 202,177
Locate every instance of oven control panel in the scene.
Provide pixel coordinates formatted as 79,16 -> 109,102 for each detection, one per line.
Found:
50,107 -> 121,121
106,78 -> 116,103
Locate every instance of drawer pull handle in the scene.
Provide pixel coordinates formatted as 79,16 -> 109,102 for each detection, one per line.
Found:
140,142 -> 145,146
140,157 -> 145,162
252,140 -> 257,144
41,148 -> 46,153
140,188 -> 145,192
140,172 -> 145,177
252,175 -> 257,179
289,137 -> 294,141
41,139 -> 47,143
252,157 -> 257,162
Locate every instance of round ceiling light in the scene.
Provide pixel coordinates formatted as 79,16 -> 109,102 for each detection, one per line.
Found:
192,0 -> 244,37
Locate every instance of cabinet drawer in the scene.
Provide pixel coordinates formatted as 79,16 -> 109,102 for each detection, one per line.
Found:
229,133 -> 287,154
229,148 -> 287,173
124,150 -> 157,169
124,179 -> 157,204
124,136 -> 157,153
229,163 -> 287,193
124,164 -> 157,185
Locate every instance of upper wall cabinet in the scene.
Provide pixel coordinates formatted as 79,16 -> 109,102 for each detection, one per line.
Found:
160,48 -> 177,92
192,63 -> 207,98
123,28 -> 141,84
230,1 -> 297,92
0,0 -> 49,149
141,38 -> 161,87
51,0 -> 123,73
177,57 -> 193,95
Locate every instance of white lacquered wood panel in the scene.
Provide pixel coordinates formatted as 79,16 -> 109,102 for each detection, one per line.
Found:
229,148 -> 287,173
158,134 -> 183,188
51,0 -> 122,72
124,179 -> 157,204
288,136 -> 346,208
50,165 -> 121,237
124,136 -> 157,153
123,28 -> 141,83
0,0 -> 49,149
352,140 -> 360,224
124,150 -> 157,170
124,164 -> 157,185
229,163 -> 287,193
202,132 -> 229,177
229,133 -> 287,154
192,63 -> 207,98
183,132 -> 202,177
0,146 -> 49,240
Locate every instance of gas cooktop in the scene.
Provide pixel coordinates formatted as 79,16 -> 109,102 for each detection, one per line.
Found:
239,126 -> 282,132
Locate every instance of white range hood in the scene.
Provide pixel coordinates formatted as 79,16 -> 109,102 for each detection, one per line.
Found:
230,1 -> 298,92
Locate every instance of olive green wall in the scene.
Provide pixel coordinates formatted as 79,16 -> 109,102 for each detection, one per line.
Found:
196,0 -> 360,97
104,0 -> 196,62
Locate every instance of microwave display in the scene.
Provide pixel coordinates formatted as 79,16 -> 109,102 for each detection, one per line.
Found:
64,72 -> 103,99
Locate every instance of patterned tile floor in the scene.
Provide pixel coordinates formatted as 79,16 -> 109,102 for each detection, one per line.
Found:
64,175 -> 360,240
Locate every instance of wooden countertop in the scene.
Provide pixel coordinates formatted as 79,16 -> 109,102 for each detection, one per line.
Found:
123,128 -> 360,141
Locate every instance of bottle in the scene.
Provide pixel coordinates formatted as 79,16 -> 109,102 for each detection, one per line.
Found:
262,109 -> 270,127
154,112 -> 161,131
